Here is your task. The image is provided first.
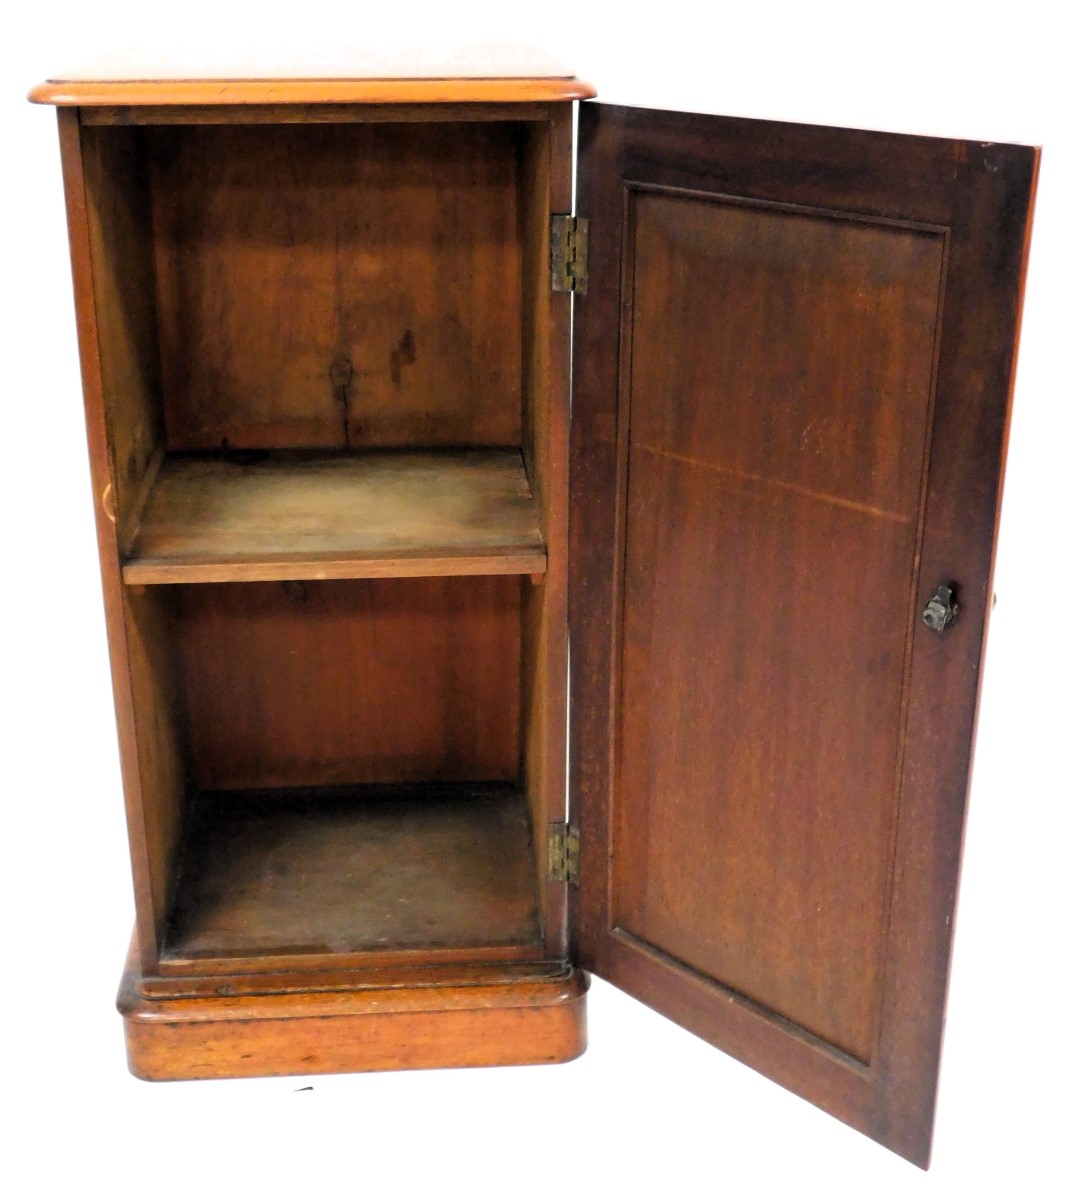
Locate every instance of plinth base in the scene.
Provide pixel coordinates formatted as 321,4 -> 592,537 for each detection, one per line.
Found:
118,955 -> 588,1081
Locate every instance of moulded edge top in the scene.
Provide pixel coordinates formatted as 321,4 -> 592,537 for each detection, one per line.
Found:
28,46 -> 597,106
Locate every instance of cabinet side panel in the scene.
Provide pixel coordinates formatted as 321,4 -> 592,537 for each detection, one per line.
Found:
79,123 -> 166,547
59,111 -> 188,966
520,109 -> 572,956
121,588 -> 190,949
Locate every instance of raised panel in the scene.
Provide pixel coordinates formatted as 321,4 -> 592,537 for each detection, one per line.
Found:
614,190 -> 945,1064
627,191 -> 945,517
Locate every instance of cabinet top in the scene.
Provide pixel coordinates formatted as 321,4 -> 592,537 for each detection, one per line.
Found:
29,46 -> 596,106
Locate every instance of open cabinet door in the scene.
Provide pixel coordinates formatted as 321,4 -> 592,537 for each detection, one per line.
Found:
569,103 -> 1037,1166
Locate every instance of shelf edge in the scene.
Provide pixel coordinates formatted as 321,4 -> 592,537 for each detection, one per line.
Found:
123,549 -> 547,586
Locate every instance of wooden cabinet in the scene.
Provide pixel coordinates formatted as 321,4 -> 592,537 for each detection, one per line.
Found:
30,53 -> 1037,1169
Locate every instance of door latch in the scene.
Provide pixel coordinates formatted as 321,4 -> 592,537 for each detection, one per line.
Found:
921,585 -> 958,634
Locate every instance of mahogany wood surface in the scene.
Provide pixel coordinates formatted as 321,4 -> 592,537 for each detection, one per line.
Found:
617,194 -> 945,1064
177,576 -> 520,792
140,958 -> 572,997
31,46 -> 595,107
570,102 -> 1037,1166
119,944 -> 588,1081
32,78 -> 596,106
77,123 -> 164,548
79,103 -> 553,126
118,589 -> 190,955
59,109 -> 184,966
154,944 -> 547,983
147,121 -> 524,451
165,783 -> 540,959
519,110 -> 573,957
123,450 -> 546,584
52,63 -> 1037,1155
52,92 -> 573,1007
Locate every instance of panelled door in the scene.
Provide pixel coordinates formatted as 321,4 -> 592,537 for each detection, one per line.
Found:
569,102 -> 1036,1166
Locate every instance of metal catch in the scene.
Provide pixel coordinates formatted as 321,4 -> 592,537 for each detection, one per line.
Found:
921,585 -> 959,633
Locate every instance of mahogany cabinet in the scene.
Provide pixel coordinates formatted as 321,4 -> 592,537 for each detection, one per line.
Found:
30,52 -> 1037,1168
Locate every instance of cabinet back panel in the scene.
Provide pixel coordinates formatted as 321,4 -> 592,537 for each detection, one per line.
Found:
178,577 -> 520,790
147,122 -> 524,450
614,191 -> 945,1064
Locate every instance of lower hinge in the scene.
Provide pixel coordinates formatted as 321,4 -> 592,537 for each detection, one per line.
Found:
548,822 -> 581,885
551,214 -> 589,294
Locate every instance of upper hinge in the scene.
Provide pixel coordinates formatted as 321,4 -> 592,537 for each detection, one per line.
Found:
547,821 -> 581,885
551,214 -> 589,294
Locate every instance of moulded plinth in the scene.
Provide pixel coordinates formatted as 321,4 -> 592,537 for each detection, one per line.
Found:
118,948 -> 588,1081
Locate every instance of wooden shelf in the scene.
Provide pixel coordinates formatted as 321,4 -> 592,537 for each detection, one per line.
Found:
123,449 -> 546,585
164,783 -> 541,960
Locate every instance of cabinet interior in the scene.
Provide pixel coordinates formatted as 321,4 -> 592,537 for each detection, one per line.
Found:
82,111 -> 562,976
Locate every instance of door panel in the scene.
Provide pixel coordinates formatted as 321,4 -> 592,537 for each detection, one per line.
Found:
570,103 -> 1037,1166
615,191 -> 944,1066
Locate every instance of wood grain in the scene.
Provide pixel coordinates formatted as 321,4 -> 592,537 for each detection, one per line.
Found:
141,958 -> 571,996
46,75 -> 581,1078
118,588 -> 190,956
73,126 -> 193,962
614,191 -> 945,1063
58,109 -> 185,968
874,136 -> 1041,1168
519,109 -> 573,956
570,102 -> 1037,1167
120,942 -> 589,1081
146,121 -> 524,451
32,78 -> 596,106
123,450 -> 546,584
79,102 -> 553,126
626,191 -> 946,519
77,123 -> 165,548
165,783 -> 540,958
178,576 -> 520,792
30,46 -> 595,106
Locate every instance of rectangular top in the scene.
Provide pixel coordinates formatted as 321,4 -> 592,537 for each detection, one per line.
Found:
30,45 -> 595,106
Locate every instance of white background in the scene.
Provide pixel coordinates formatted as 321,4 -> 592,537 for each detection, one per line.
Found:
3,3 -> 1077,1190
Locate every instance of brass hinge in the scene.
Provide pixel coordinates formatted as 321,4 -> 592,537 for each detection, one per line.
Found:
548,822 -> 581,884
551,215 -> 589,294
